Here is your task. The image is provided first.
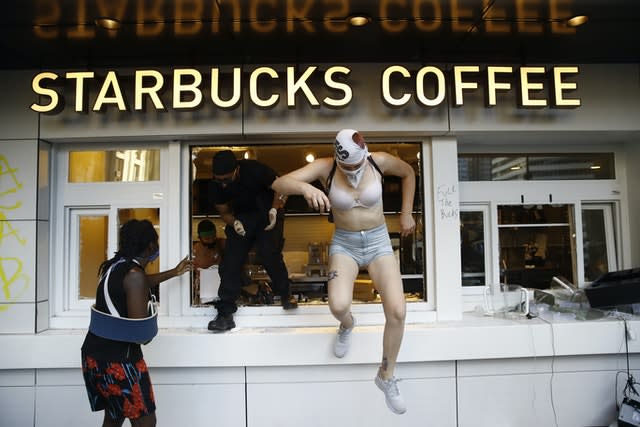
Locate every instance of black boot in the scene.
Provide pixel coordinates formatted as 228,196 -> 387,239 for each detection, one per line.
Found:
208,313 -> 236,331
282,295 -> 298,310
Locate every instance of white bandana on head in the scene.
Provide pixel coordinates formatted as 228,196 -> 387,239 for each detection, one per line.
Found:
335,128 -> 368,188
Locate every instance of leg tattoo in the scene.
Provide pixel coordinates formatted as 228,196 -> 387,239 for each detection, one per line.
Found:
327,270 -> 338,281
381,357 -> 389,373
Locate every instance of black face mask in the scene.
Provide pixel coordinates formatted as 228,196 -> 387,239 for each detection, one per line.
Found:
214,177 -> 234,186
214,167 -> 238,187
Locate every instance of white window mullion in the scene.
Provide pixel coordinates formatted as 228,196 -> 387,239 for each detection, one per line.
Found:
67,208 -> 109,312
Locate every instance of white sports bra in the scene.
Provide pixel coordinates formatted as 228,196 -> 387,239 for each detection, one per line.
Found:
328,162 -> 383,210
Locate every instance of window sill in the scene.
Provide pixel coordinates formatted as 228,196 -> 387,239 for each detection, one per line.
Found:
4,313 -> 636,370
50,301 -> 435,329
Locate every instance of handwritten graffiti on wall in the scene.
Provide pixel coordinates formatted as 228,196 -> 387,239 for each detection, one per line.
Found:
437,184 -> 459,220
0,154 -> 30,312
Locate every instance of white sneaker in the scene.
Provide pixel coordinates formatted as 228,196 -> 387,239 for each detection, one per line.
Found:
375,372 -> 407,414
333,316 -> 355,358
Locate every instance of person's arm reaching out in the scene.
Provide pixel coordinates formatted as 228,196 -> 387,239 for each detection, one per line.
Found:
146,256 -> 192,287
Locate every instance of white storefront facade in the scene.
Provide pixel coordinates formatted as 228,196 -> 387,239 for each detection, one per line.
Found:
1,60 -> 640,427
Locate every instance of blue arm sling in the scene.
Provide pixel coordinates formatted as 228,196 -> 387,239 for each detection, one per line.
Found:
88,259 -> 158,345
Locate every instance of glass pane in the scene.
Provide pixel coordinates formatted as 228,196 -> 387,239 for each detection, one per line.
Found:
68,150 -> 160,182
459,153 -> 615,181
499,204 -> 570,225
78,216 -> 108,299
460,211 -> 485,286
190,143 -> 425,307
491,156 -> 528,181
582,209 -> 610,282
498,204 -> 575,289
117,208 -> 161,296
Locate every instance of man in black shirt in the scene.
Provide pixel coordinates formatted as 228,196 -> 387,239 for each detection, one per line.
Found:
207,150 -> 297,331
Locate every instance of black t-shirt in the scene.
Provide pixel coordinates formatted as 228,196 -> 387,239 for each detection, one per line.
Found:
81,259 -> 144,362
209,159 -> 277,216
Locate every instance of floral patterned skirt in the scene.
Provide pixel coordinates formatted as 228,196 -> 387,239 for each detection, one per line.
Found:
81,354 -> 156,420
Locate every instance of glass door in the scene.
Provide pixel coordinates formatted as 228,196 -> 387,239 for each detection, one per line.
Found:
582,203 -> 618,283
498,204 -> 576,289
460,206 -> 491,287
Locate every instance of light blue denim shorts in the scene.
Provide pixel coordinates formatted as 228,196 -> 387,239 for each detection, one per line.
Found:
329,223 -> 394,267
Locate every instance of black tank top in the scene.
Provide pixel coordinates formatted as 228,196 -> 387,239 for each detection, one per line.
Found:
81,259 -> 145,361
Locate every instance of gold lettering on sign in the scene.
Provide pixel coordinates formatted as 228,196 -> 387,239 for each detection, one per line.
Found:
250,67 -> 279,107
31,72 -> 59,113
520,66 -> 547,107
66,71 -> 95,112
211,68 -> 242,109
486,66 -> 513,106
287,66 -> 320,107
382,65 -> 411,106
323,66 -> 352,107
28,64 -> 581,113
416,66 -> 446,107
173,69 -> 203,109
553,66 -> 580,107
93,71 -> 127,111
135,70 -> 165,110
453,66 -> 480,106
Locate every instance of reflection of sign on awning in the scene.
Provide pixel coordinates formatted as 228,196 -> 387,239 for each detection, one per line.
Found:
199,266 -> 220,304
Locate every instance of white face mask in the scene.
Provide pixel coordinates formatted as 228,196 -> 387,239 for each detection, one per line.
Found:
338,161 -> 366,188
335,128 -> 368,188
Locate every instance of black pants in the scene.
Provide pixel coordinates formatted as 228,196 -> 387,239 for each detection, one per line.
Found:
215,213 -> 290,315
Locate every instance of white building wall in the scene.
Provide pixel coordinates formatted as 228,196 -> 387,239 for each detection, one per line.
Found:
1,318 -> 637,427
1,64 -> 639,426
0,140 -> 39,333
0,71 -> 49,334
430,137 -> 462,319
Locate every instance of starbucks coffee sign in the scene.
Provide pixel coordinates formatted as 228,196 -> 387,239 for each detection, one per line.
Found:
30,64 -> 580,114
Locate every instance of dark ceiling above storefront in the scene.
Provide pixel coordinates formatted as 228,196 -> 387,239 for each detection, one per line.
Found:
1,0 -> 639,70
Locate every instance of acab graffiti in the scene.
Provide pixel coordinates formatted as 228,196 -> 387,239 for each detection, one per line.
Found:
0,154 -> 30,312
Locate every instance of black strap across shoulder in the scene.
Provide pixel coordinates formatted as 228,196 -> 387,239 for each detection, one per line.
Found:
325,155 -> 383,194
324,155 -> 383,223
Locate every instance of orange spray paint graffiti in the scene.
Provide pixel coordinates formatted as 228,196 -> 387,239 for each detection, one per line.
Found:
0,154 -> 31,312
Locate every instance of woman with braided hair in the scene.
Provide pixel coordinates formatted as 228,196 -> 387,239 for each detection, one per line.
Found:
81,219 -> 191,427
